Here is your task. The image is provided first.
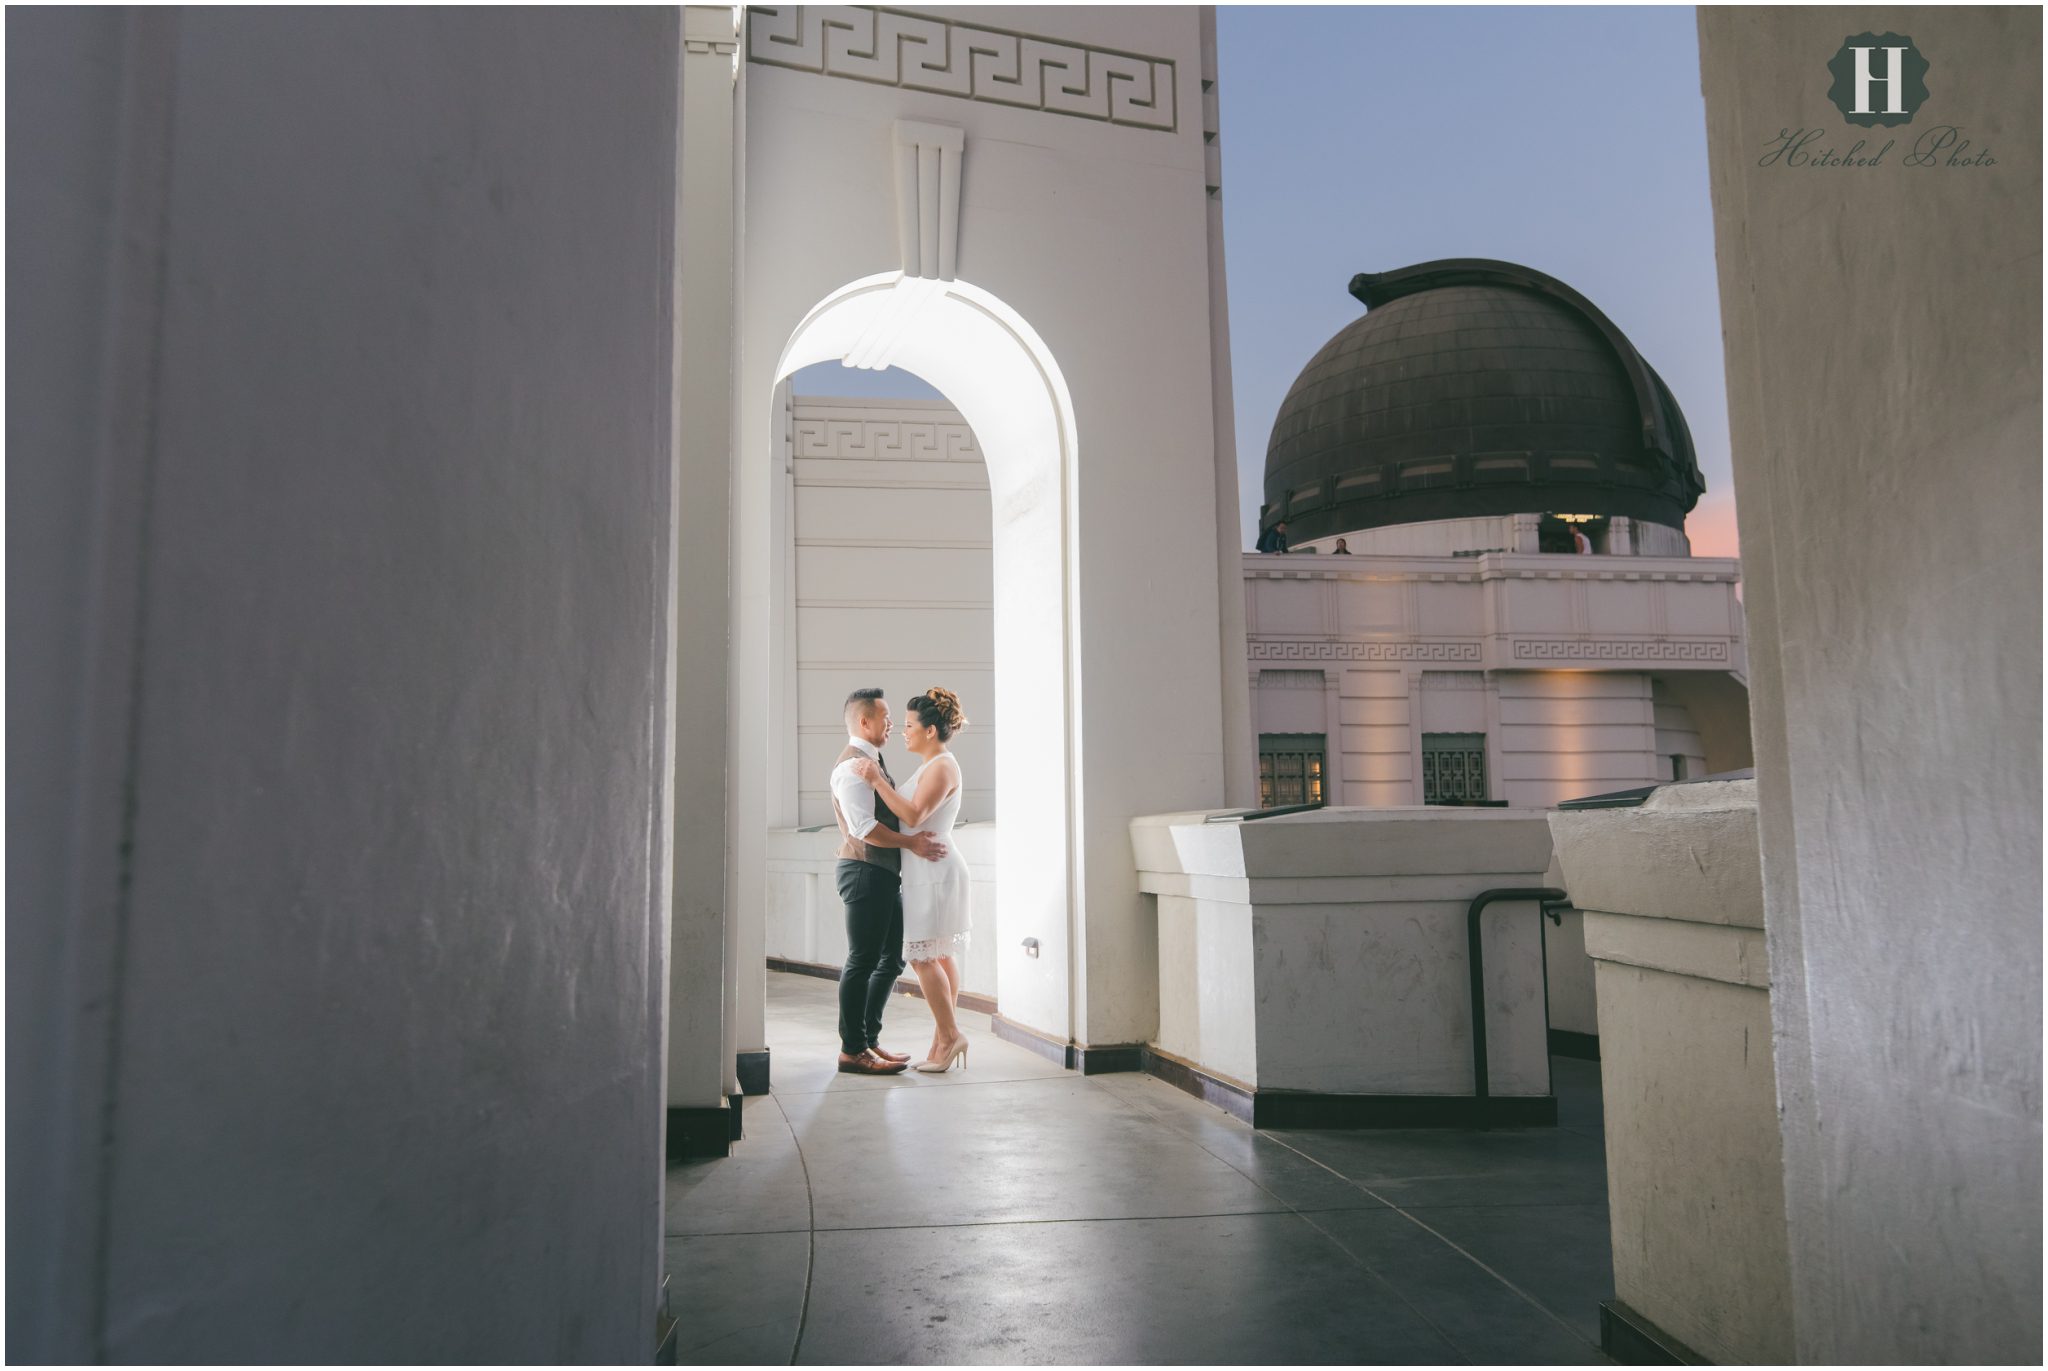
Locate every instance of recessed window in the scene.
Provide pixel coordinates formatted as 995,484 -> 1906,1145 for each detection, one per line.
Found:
1399,459 -> 1456,488
1259,733 -> 1326,809
1422,732 -> 1488,804
1671,754 -> 1688,781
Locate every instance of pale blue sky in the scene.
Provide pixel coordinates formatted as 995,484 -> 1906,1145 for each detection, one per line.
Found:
795,6 -> 1738,554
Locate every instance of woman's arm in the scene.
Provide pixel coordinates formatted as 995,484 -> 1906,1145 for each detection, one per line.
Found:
856,755 -> 956,828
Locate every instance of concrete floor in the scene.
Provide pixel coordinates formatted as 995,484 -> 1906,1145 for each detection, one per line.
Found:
666,972 -> 1615,1364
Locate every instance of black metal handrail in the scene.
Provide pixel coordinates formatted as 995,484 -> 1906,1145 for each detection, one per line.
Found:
1204,802 -> 1327,823
1467,886 -> 1568,1128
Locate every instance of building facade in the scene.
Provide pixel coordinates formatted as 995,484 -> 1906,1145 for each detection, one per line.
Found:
1244,543 -> 1749,809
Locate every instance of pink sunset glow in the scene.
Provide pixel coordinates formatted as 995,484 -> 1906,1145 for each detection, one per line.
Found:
1687,491 -> 1743,559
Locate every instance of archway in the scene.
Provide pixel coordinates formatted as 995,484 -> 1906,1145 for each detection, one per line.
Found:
764,271 -> 1082,1041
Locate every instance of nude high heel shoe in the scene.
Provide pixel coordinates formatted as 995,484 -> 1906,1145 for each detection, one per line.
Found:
915,1038 -> 968,1073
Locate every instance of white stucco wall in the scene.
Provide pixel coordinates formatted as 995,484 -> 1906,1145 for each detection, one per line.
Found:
1700,8 -> 2042,1362
1136,808 -> 1558,1096
1551,781 -> 1794,1364
7,9 -> 679,1360
737,5 -> 1240,1052
783,396 -> 997,825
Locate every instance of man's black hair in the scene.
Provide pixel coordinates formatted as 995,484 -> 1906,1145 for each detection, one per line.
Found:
844,687 -> 885,719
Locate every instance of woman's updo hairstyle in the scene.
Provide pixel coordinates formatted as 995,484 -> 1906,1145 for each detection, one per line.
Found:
906,686 -> 968,742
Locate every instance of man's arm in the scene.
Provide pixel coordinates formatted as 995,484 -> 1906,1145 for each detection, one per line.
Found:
830,758 -> 947,860
829,757 -> 879,837
860,825 -> 948,861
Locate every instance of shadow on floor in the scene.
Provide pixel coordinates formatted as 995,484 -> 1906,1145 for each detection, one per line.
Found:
666,972 -> 1615,1365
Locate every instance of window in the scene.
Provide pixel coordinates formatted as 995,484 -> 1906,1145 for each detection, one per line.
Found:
1259,733 -> 1326,809
1422,733 -> 1488,804
1671,754 -> 1688,781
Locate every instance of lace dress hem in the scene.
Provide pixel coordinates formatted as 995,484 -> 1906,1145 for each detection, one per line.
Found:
904,930 -> 970,963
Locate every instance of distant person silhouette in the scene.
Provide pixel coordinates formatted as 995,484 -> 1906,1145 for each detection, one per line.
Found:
1256,520 -> 1290,554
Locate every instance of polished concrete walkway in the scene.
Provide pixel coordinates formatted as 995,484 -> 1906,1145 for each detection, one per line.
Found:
666,972 -> 1614,1364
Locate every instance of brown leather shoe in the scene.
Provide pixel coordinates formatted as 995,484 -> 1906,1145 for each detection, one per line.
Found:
870,1045 -> 910,1063
837,1050 -> 907,1076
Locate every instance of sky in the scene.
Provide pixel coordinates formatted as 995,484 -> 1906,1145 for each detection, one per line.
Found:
795,5 -> 1740,557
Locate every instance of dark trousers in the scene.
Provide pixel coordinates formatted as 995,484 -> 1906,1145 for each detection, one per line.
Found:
837,859 -> 904,1055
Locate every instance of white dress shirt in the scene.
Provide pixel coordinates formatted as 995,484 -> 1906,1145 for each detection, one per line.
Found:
829,736 -> 884,840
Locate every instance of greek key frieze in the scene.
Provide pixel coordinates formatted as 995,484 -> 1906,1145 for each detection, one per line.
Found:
1512,639 -> 1729,662
747,7 -> 1178,132
1248,640 -> 1482,663
793,419 -> 979,462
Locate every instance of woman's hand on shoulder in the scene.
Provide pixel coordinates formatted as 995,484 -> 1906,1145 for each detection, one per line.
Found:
853,757 -> 882,786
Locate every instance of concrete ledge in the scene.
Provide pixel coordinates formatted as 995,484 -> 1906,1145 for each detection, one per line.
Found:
1550,779 -> 1763,928
1136,807 -> 1559,1100
1551,782 -> 1793,1364
666,1102 -> 741,1161
1583,909 -> 1770,989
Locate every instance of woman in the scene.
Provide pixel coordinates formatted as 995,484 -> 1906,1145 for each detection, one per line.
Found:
853,687 -> 971,1072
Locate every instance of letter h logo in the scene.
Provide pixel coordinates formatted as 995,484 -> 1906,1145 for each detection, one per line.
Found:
1827,33 -> 1930,127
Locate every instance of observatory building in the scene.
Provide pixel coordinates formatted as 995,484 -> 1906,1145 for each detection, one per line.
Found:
1246,259 -> 1752,808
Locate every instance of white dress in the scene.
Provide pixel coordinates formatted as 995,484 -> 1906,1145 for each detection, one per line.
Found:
898,755 -> 971,962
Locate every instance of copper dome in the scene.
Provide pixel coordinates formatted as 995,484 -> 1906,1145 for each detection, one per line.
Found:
1261,259 -> 1706,544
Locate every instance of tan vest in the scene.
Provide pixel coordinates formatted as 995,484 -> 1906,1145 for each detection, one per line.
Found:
830,743 -> 901,873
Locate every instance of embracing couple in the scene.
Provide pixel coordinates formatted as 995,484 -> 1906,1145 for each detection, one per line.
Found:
830,685 -> 973,1076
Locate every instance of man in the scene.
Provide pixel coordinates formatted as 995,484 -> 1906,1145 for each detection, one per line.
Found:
828,688 -> 948,1075
1255,519 -> 1289,554
1570,523 -> 1593,555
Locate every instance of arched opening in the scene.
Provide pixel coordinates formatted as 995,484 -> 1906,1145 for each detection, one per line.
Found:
759,272 -> 1082,1042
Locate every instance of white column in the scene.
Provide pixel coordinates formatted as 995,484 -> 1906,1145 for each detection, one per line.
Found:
17,8 -> 685,1356
767,381 -> 799,829
1201,7 -> 1257,809
670,4 -> 740,1109
1320,670 -> 1345,806
1701,11 -> 2039,1361
1406,670 -> 1426,803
